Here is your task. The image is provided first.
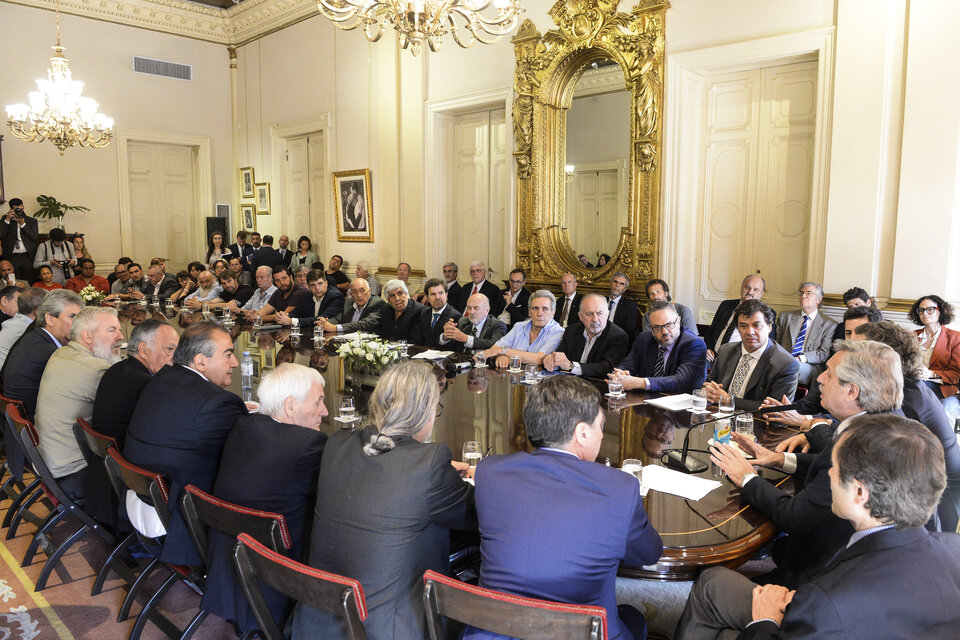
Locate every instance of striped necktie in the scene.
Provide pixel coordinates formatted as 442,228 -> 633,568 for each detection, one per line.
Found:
653,346 -> 666,378
729,353 -> 753,397
791,316 -> 809,357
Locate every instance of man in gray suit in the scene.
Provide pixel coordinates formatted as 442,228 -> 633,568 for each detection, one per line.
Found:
776,281 -> 837,386
316,278 -> 390,337
705,299 -> 799,412
442,292 -> 507,354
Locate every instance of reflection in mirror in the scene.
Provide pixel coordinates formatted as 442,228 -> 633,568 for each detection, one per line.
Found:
564,59 -> 630,269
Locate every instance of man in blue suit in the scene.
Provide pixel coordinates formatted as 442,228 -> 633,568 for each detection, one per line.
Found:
611,299 -> 707,393
123,322 -> 247,566
467,376 -> 662,640
276,269 -> 345,328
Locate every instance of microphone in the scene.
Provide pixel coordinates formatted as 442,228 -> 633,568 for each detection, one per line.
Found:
757,403 -> 802,414
664,409 -> 753,474
444,360 -> 472,373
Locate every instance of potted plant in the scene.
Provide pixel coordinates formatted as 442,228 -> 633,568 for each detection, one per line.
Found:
33,194 -> 89,229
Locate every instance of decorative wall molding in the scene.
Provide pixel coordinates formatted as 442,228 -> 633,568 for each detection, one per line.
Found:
6,0 -> 319,45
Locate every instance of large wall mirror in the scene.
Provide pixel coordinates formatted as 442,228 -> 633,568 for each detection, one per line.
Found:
512,0 -> 668,295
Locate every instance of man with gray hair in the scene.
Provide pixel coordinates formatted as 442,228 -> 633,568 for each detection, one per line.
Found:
238,265 -> 277,313
543,293 -> 628,378
124,322 -> 246,566
34,307 -> 123,499
356,259 -> 380,296
608,271 -> 639,348
707,339 -> 903,591
457,261 -> 502,315
442,291 -> 507,354
776,281 -> 837,385
382,279 -> 426,342
482,290 -> 563,368
442,261 -> 462,306
1,288 -> 82,418
0,287 -> 46,368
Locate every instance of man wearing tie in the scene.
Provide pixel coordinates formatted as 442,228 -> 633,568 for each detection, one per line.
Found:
776,282 -> 837,386
418,278 -> 461,349
458,261 -> 502,315
316,279 -> 390,337
611,300 -> 707,393
554,273 -> 581,328
607,272 -> 639,347
278,269 -> 345,327
543,294 -> 628,378
705,274 -> 769,363
443,293 -> 507,354
276,235 -> 292,264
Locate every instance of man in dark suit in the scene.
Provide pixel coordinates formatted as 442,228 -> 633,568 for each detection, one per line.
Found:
458,261 -> 502,315
829,286 -> 880,344
678,415 -> 960,640
227,230 -> 254,272
1,198 -> 39,281
277,269 -> 345,328
704,274 -> 768,363
202,363 -> 328,634
705,299 -> 799,412
276,235 -> 292,264
608,271 -> 639,348
776,282 -> 837,386
554,272 -> 582,328
316,278 -> 390,337
140,264 -> 179,299
381,279 -> 426,343
417,278 -> 462,349
123,323 -> 247,566
612,299 -> 707,393
543,293 -> 628,378
442,262 -> 462,310
249,235 -> 284,272
465,376 -> 662,640
710,339 -> 903,588
442,291 -> 507,354
497,268 -> 531,327
1,289 -> 82,418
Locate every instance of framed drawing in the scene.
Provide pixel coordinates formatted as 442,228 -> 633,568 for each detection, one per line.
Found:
333,169 -> 373,242
239,166 -> 255,198
241,204 -> 257,232
255,182 -> 271,215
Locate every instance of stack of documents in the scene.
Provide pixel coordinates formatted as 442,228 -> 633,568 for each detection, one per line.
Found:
412,350 -> 455,361
644,393 -> 695,411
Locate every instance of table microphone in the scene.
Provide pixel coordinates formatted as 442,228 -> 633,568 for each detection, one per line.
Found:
665,408 -> 754,474
444,360 -> 472,373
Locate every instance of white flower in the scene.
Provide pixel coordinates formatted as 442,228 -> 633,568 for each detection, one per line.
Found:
365,353 -> 374,362
381,356 -> 390,364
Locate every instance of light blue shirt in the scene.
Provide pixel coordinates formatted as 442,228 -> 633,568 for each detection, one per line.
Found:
242,284 -> 277,311
495,319 -> 564,354
185,284 -> 223,303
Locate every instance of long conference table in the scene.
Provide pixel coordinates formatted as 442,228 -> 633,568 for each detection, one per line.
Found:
115,303 -> 796,581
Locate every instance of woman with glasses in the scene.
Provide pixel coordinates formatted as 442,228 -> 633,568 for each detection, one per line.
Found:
910,294 -> 960,419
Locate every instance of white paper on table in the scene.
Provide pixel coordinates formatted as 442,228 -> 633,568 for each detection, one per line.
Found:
641,465 -> 722,501
644,393 -> 695,411
412,349 -> 455,361
338,332 -> 374,341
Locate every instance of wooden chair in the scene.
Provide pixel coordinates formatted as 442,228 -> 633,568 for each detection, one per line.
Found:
422,569 -> 607,640
0,393 -> 46,534
178,484 -> 292,639
233,533 -> 368,640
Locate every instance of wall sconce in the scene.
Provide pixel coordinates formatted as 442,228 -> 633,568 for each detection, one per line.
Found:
565,164 -> 575,183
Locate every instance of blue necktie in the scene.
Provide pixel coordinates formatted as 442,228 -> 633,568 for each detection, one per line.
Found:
791,316 -> 809,357
431,312 -> 440,329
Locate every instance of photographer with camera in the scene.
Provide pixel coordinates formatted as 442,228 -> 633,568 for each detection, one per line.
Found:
1,198 -> 39,283
33,227 -> 76,286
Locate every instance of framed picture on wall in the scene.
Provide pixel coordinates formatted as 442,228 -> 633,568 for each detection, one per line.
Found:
239,167 -> 255,198
255,183 -> 271,215
333,169 -> 373,243
241,204 -> 257,232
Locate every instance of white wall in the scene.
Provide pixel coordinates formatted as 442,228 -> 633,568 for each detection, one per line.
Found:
0,2 -> 232,270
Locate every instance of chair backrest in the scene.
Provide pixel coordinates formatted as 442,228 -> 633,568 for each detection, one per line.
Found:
12,407 -> 72,509
1,397 -> 29,480
7,404 -> 39,447
104,448 -> 172,528
233,533 -> 368,640
74,418 -> 118,462
422,569 -> 607,640
180,484 -> 291,567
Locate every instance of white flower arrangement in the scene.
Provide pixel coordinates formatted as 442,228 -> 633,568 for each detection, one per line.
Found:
78,284 -> 102,305
336,335 -> 400,374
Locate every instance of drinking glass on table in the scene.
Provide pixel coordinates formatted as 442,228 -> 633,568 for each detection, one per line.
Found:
608,378 -> 624,397
509,355 -> 521,372
339,396 -> 356,421
462,441 -> 482,468
290,323 -> 301,338
524,364 -> 538,383
719,393 -> 735,414
253,314 -> 263,329
621,458 -> 643,485
691,388 -> 708,413
735,414 -> 755,441
201,302 -> 211,317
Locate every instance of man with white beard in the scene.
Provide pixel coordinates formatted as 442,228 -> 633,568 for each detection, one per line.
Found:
35,306 -> 124,500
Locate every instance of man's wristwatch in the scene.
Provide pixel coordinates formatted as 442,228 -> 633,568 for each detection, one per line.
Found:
501,346 -> 508,355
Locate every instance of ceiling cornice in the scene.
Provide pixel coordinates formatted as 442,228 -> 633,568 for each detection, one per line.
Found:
5,0 -> 320,45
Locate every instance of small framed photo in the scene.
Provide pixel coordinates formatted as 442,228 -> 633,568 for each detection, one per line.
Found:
241,204 -> 257,232
239,166 -> 255,198
255,183 -> 271,215
333,169 -> 373,243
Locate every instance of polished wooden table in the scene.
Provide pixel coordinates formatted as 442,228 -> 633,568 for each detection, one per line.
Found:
115,303 -> 795,581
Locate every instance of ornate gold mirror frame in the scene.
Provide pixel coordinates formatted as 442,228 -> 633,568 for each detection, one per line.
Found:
512,0 -> 668,294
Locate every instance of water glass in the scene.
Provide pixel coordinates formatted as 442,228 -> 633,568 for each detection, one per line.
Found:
735,414 -> 755,441
313,333 -> 325,349
165,299 -> 174,311
397,340 -> 408,358
524,364 -> 538,383
692,388 -> 708,413
719,393 -> 735,414
253,314 -> 263,328
462,441 -> 482,468
201,302 -> 211,317
608,379 -> 624,397
339,396 -> 356,420
290,323 -> 301,338
621,459 -> 643,485
473,351 -> 487,368
509,355 -> 521,371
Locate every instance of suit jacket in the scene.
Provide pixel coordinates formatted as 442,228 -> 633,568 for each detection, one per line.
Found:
776,310 -> 837,365
140,275 -> 179,298
290,288 -> 346,325
640,302 -> 699,336
740,527 -> 960,640
446,281 -> 463,309
384,299 -> 427,344
250,247 -> 285,272
418,303 -> 463,349
1,324 -> 59,419
553,293 -> 582,327
228,242 -> 254,269
498,287 -> 530,325
123,365 -> 247,565
458,280 -> 502,315
708,340 -> 799,412
276,247 -> 293,265
464,449 -> 662,640
555,321 -> 629,379
705,298 -> 740,352
609,295 -> 639,346
618,328 -> 707,393
203,414 -> 327,633
447,315 -> 508,353
291,426 -> 475,640
331,295 -> 390,338
918,326 -> 960,397
0,216 -> 39,257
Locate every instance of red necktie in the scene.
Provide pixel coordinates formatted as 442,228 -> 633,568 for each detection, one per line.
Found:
472,285 -> 479,296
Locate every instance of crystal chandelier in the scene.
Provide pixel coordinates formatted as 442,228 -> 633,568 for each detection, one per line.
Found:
5,2 -> 114,155
317,0 -> 523,55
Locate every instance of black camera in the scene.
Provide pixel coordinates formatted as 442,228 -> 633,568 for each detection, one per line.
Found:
57,260 -> 71,269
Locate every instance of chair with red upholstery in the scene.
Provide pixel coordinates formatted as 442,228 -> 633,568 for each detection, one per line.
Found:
422,569 -> 607,640
0,392 -> 46,534
233,533 -> 368,640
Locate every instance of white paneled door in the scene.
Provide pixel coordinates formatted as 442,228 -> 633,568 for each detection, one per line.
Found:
698,60 -> 817,309
126,141 -> 198,271
284,132 -> 327,252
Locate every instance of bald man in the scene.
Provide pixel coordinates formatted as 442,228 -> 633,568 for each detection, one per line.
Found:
443,293 -> 508,353
316,278 -> 390,337
705,274 -> 776,362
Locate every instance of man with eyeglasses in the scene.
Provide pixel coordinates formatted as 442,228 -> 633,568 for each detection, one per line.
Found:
776,282 -> 837,386
543,294 -> 628,378
609,299 -> 708,393
497,268 -> 531,327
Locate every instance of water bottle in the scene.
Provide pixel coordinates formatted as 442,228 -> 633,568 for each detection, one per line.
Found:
241,351 -> 254,392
